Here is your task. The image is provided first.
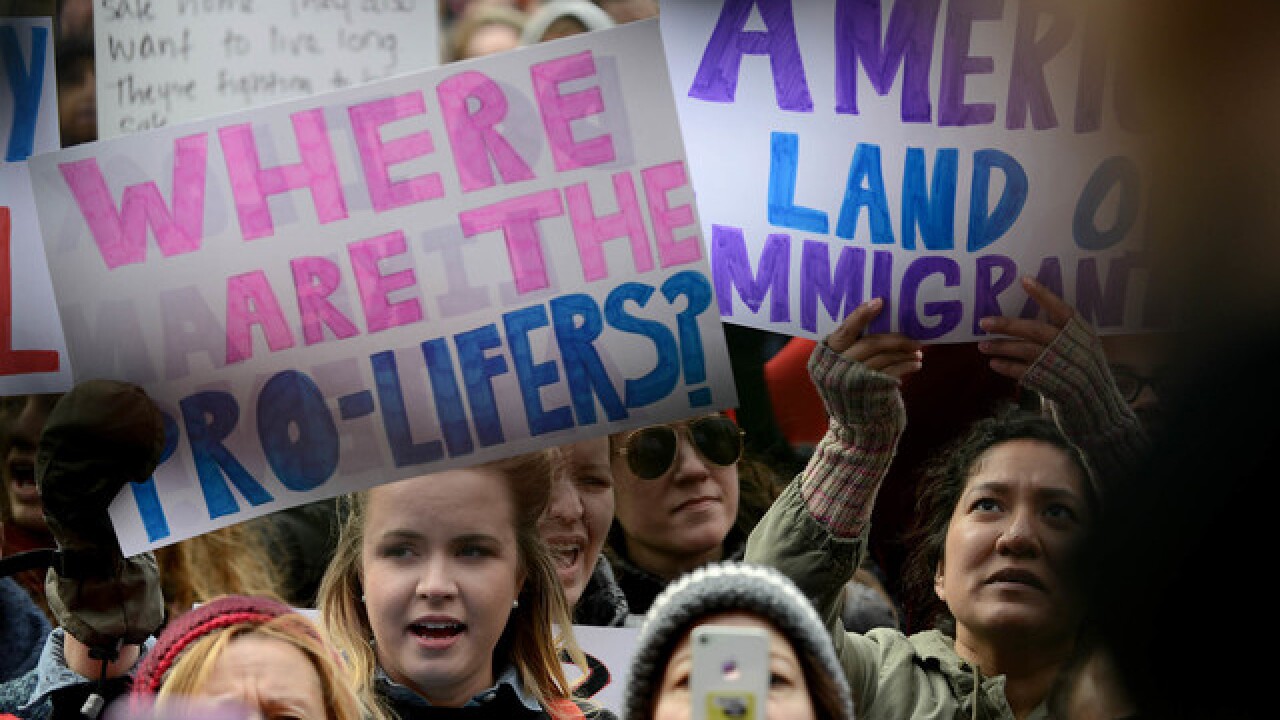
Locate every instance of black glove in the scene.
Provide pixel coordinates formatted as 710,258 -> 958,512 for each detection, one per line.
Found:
37,379 -> 167,650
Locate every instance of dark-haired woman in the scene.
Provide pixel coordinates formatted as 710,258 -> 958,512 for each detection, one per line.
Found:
746,281 -> 1148,720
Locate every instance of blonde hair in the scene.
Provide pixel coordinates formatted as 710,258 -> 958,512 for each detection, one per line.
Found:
154,612 -> 362,720
318,451 -> 589,720
157,523 -> 284,617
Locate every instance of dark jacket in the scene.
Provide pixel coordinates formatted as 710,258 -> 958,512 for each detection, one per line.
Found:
572,557 -> 629,628
377,667 -> 617,720
605,526 -> 747,615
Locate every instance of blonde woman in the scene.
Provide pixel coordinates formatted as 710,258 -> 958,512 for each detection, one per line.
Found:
128,595 -> 362,720
319,451 -> 614,720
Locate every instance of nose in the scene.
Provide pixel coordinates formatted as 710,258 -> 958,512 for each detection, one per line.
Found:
546,473 -> 584,523
416,554 -> 458,600
670,431 -> 712,485
995,508 -> 1041,558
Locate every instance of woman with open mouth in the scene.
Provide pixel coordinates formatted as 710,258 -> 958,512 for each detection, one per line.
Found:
318,450 -> 616,720
539,438 -> 631,628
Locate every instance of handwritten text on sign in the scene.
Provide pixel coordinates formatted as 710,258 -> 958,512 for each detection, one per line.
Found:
94,0 -> 442,139
1,16 -> 57,162
0,164 -> 72,394
662,0 -> 1153,342
30,20 -> 734,554
1,17 -> 71,395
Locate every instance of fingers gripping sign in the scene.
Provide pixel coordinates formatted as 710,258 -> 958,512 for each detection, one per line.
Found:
826,298 -> 923,381
977,276 -> 1075,381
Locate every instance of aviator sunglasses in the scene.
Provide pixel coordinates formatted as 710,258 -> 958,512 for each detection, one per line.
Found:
615,415 -> 745,480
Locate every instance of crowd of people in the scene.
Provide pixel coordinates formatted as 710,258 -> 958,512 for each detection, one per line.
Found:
3,0 -> 1277,718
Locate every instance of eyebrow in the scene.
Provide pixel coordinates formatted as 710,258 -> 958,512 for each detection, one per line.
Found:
966,481 -> 1084,502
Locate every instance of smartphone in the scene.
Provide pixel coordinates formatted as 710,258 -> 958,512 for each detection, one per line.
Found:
690,625 -> 770,720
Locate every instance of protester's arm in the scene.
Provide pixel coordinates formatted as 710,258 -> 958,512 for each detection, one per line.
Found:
747,299 -> 918,711
35,381 -> 167,688
978,277 -> 1150,485
801,298 -> 917,539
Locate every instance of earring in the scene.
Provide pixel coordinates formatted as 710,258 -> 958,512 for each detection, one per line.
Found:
512,599 -> 519,609
360,594 -> 366,603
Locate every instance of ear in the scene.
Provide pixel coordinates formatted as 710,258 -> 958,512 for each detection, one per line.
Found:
933,559 -> 946,603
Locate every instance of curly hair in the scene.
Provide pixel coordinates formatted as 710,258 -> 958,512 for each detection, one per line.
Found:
901,406 -> 1098,634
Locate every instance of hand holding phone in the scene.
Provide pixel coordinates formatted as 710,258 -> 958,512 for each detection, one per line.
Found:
690,625 -> 770,720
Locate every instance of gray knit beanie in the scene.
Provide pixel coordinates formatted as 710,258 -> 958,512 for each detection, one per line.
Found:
623,561 -> 855,720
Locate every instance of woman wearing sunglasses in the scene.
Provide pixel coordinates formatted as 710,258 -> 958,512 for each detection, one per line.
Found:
604,411 -> 768,614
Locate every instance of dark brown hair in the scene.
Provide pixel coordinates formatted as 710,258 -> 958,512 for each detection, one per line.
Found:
901,406 -> 1098,634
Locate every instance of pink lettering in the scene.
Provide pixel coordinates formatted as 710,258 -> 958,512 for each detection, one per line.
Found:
437,70 -> 535,193
531,51 -> 616,172
225,270 -> 296,364
566,172 -> 653,283
459,189 -> 564,295
348,231 -> 424,333
643,161 -> 701,268
291,256 -> 360,345
58,133 -> 208,270
349,93 -> 444,213
219,109 -> 348,241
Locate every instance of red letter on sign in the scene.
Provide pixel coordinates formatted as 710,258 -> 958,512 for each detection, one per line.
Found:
0,207 -> 60,375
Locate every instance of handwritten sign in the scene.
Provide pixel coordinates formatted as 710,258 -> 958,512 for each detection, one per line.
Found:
29,19 -> 735,555
566,625 -> 640,716
0,164 -> 73,394
1,16 -> 71,395
1,16 -> 57,161
662,0 -> 1153,342
94,0 -> 442,139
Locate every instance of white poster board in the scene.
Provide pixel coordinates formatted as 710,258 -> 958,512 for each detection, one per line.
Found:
1,16 -> 72,395
94,0 -> 442,139
29,19 -> 735,555
663,0 -> 1151,342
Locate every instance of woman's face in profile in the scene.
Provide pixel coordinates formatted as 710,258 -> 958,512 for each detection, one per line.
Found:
652,612 -> 816,720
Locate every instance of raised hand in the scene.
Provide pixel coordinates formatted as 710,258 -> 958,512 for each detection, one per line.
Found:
827,298 -> 924,380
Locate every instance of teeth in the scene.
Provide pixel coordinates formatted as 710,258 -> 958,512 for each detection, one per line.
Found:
552,546 -> 581,569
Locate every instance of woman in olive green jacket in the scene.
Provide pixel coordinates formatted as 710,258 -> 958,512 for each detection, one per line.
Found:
746,281 -> 1147,720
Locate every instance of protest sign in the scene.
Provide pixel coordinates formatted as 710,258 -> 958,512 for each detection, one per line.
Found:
1,16 -> 72,395
0,164 -> 72,393
566,625 -> 640,715
94,0 -> 441,140
2,15 -> 56,160
663,0 -> 1154,342
28,19 -> 735,555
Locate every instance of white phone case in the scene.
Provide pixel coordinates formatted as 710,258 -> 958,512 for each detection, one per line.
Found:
690,625 -> 770,720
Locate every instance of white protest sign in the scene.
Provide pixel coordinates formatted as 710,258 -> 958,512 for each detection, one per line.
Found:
0,164 -> 73,393
94,0 -> 442,139
2,16 -> 57,160
663,0 -> 1153,342
1,16 -> 72,395
29,19 -> 735,555
567,624 -> 640,716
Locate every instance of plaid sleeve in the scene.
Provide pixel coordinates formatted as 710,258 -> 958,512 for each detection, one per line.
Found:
1021,316 -> 1150,490
799,343 -> 906,538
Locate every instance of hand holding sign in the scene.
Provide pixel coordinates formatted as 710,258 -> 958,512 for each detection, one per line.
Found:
825,298 -> 922,381
977,276 -> 1074,381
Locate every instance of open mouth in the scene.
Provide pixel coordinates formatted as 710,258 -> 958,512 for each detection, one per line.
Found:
552,544 -> 582,570
7,461 -> 38,501
409,621 -> 466,641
